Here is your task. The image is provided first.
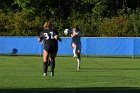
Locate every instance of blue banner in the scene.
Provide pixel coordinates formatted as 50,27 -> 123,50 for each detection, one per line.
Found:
0,37 -> 139,56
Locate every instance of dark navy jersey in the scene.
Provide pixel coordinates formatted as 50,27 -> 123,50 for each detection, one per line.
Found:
71,31 -> 81,45
39,29 -> 58,47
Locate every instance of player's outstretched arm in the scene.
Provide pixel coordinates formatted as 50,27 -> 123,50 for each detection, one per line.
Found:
54,35 -> 62,42
71,33 -> 78,37
38,38 -> 42,42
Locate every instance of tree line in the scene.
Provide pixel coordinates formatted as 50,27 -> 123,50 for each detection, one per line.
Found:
0,0 -> 140,37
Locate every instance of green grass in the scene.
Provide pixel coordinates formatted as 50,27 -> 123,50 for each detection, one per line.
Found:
0,56 -> 140,92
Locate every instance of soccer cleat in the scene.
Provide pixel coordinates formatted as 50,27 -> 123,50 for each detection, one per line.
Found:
77,67 -> 80,70
50,72 -> 54,76
73,55 -> 77,58
44,73 -> 47,77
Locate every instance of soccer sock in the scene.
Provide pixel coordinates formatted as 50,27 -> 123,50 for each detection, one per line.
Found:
48,59 -> 50,66
77,58 -> 80,68
50,61 -> 55,74
73,48 -> 76,56
43,62 -> 48,73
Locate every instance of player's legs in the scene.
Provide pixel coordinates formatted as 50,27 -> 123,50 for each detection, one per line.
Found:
48,56 -> 51,66
72,43 -> 77,57
49,46 -> 58,76
76,45 -> 81,70
43,50 -> 49,76
50,53 -> 57,76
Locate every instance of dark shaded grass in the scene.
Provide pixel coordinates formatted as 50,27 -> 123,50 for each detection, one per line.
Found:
0,88 -> 140,93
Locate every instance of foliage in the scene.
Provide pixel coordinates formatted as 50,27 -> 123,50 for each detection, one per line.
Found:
0,0 -> 140,36
0,11 -> 42,36
129,9 -> 140,37
99,16 -> 130,37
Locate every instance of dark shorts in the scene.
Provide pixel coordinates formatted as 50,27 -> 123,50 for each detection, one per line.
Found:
44,45 -> 58,54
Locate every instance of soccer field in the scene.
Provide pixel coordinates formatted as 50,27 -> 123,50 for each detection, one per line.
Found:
0,56 -> 140,93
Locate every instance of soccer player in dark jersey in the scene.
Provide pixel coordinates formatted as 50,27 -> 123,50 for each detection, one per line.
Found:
38,21 -> 61,76
71,26 -> 82,70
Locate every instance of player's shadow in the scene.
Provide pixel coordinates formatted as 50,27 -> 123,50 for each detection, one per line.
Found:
67,67 -> 140,73
80,67 -> 140,71
0,87 -> 140,93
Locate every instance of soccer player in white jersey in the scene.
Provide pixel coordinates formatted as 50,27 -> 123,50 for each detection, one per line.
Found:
71,26 -> 82,70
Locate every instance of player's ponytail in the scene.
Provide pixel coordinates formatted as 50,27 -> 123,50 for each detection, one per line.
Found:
44,21 -> 52,30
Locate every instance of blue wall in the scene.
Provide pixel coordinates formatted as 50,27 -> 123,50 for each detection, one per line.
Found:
0,37 -> 139,56
0,37 -> 41,55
